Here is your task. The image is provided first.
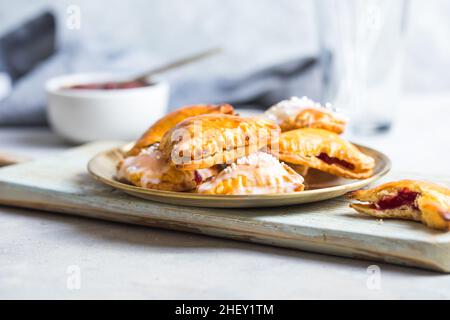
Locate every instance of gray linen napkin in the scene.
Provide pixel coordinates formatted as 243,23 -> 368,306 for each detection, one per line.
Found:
0,50 -> 320,126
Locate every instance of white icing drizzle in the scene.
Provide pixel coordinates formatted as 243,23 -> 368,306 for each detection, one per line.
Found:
264,96 -> 348,124
197,152 -> 304,194
118,144 -> 169,186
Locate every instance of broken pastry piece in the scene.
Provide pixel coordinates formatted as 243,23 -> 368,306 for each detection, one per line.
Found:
348,180 -> 450,231
160,114 -> 280,170
197,152 -> 304,195
265,96 -> 347,134
127,104 -> 234,156
117,144 -> 220,192
278,128 -> 375,179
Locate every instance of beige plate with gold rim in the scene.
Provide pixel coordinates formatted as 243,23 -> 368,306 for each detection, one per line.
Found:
87,143 -> 391,208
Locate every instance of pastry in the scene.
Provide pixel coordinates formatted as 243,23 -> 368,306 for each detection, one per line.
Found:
197,152 -> 304,195
160,114 -> 280,170
288,164 -> 310,177
127,104 -> 234,156
277,128 -> 375,179
117,144 -> 220,192
348,180 -> 450,230
265,96 -> 347,134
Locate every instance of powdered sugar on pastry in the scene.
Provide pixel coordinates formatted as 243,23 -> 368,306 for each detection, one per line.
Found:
197,152 -> 304,195
265,96 -> 348,124
235,151 -> 281,166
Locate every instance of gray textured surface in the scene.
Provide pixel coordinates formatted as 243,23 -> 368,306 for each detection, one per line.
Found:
1,208 -> 449,299
0,95 -> 450,299
0,0 -> 449,93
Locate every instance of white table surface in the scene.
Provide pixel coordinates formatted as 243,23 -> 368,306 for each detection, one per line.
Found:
0,95 -> 449,299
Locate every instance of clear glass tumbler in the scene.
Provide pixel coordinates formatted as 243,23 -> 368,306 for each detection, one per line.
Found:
315,0 -> 409,134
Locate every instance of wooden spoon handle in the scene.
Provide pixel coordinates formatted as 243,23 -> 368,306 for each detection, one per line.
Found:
0,152 -> 32,167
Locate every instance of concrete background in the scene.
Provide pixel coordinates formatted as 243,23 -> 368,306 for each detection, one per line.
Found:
0,0 -> 449,93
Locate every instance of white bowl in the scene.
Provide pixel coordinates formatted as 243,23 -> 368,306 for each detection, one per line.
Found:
46,73 -> 170,143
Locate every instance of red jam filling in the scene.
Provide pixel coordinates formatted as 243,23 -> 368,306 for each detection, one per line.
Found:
194,171 -> 203,185
317,153 -> 355,170
374,188 -> 419,210
67,80 -> 151,90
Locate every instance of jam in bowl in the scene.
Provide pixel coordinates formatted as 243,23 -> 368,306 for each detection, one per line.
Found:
65,79 -> 154,90
45,73 -> 169,143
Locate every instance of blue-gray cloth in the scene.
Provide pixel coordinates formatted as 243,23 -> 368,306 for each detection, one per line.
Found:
0,47 -> 320,126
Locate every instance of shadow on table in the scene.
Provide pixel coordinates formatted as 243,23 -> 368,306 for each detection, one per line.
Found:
0,206 -> 445,278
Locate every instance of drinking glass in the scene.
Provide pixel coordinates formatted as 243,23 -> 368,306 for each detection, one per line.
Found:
315,0 -> 409,134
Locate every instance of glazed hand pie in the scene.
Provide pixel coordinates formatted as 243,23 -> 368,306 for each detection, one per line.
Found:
127,104 -> 234,156
278,128 -> 375,179
160,114 -> 280,170
117,144 -> 219,192
348,180 -> 450,231
197,152 -> 304,195
265,96 -> 347,134
288,164 -> 310,177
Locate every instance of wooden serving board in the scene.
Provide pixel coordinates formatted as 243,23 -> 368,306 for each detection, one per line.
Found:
0,141 -> 449,272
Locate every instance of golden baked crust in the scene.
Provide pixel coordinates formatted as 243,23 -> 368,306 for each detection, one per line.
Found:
160,114 -> 280,170
348,180 -> 450,230
127,104 -> 234,156
277,128 -> 375,179
287,108 -> 346,134
197,152 -> 304,195
117,144 -> 219,192
264,97 -> 347,134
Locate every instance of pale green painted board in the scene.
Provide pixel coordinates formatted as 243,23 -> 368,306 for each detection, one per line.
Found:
0,141 -> 449,272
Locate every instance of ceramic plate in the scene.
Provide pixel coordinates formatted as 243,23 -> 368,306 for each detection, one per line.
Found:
87,143 -> 391,208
